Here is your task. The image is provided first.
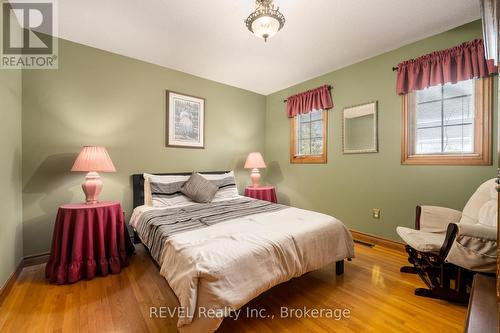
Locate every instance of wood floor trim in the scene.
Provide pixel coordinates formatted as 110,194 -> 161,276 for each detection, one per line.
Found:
22,252 -> 50,267
0,252 -> 50,305
0,260 -> 23,306
350,229 -> 406,252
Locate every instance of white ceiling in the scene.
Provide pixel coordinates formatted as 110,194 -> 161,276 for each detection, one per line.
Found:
56,0 -> 480,95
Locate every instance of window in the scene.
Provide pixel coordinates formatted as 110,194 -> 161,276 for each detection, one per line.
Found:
401,77 -> 492,165
290,109 -> 327,164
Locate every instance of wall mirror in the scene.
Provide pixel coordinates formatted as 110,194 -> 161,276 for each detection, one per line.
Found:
343,101 -> 378,154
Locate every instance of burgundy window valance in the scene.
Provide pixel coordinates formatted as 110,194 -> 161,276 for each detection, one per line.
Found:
396,39 -> 497,95
286,85 -> 333,118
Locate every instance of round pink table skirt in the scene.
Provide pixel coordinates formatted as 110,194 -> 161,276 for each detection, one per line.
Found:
45,201 -> 135,284
244,186 -> 278,203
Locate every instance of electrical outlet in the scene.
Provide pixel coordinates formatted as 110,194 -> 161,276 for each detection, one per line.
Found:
372,208 -> 380,219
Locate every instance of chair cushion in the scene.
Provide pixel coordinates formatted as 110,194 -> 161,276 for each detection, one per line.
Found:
460,178 -> 496,225
478,199 -> 497,228
396,226 -> 446,253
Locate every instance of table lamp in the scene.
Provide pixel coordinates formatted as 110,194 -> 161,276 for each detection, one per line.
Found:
71,146 -> 116,204
244,152 -> 267,188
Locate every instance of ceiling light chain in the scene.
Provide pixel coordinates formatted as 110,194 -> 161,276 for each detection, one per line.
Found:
245,0 -> 285,42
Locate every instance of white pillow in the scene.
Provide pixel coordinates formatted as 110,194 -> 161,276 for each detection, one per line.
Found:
143,174 -> 153,206
200,171 -> 239,200
143,173 -> 193,207
143,171 -> 239,207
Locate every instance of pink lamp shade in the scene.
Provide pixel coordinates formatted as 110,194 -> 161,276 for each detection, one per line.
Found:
71,146 -> 116,172
244,152 -> 266,169
244,152 -> 266,188
71,146 -> 116,204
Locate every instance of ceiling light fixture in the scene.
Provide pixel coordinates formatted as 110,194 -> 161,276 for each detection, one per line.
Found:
245,0 -> 285,42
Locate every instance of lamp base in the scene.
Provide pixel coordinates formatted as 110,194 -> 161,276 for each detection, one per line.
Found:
250,168 -> 261,188
82,171 -> 103,204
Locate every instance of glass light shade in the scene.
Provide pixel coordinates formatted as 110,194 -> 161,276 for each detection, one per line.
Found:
251,15 -> 280,41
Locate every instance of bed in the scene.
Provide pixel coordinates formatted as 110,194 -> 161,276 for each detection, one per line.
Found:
130,172 -> 355,333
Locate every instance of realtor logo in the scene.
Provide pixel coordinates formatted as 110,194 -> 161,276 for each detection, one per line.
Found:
1,0 -> 58,69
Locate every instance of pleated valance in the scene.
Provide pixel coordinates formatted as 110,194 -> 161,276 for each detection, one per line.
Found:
286,85 -> 333,118
395,39 -> 497,95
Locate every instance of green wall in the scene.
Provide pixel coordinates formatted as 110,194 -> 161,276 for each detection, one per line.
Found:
22,38 -> 266,256
18,20 -> 498,258
264,20 -> 497,241
0,68 -> 23,288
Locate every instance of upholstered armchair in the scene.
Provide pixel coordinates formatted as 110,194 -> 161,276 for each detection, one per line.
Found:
397,178 -> 498,303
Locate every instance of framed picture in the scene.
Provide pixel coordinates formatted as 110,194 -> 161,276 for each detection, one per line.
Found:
166,91 -> 205,148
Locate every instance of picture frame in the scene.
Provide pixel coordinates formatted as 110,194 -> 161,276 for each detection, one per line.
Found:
342,101 -> 378,154
166,90 -> 205,148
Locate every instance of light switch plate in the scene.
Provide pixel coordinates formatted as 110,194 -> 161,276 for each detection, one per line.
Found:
372,208 -> 380,219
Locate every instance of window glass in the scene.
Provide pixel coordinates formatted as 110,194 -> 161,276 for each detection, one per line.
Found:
296,110 -> 323,156
414,79 -> 475,154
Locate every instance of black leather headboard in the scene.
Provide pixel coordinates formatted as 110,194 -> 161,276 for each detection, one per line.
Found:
132,171 -> 230,208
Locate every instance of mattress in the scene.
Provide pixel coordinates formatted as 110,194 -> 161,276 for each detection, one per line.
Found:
130,197 -> 354,333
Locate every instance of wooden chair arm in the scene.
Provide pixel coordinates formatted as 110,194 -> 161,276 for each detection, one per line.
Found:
439,223 -> 459,259
415,205 -> 422,230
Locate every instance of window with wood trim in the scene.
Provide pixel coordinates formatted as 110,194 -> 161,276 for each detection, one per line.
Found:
401,77 -> 492,165
290,109 -> 327,164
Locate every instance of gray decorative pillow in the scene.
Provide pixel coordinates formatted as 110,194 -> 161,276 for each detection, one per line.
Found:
181,173 -> 218,203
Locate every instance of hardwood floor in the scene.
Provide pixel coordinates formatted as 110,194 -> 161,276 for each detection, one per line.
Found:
0,244 -> 466,333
